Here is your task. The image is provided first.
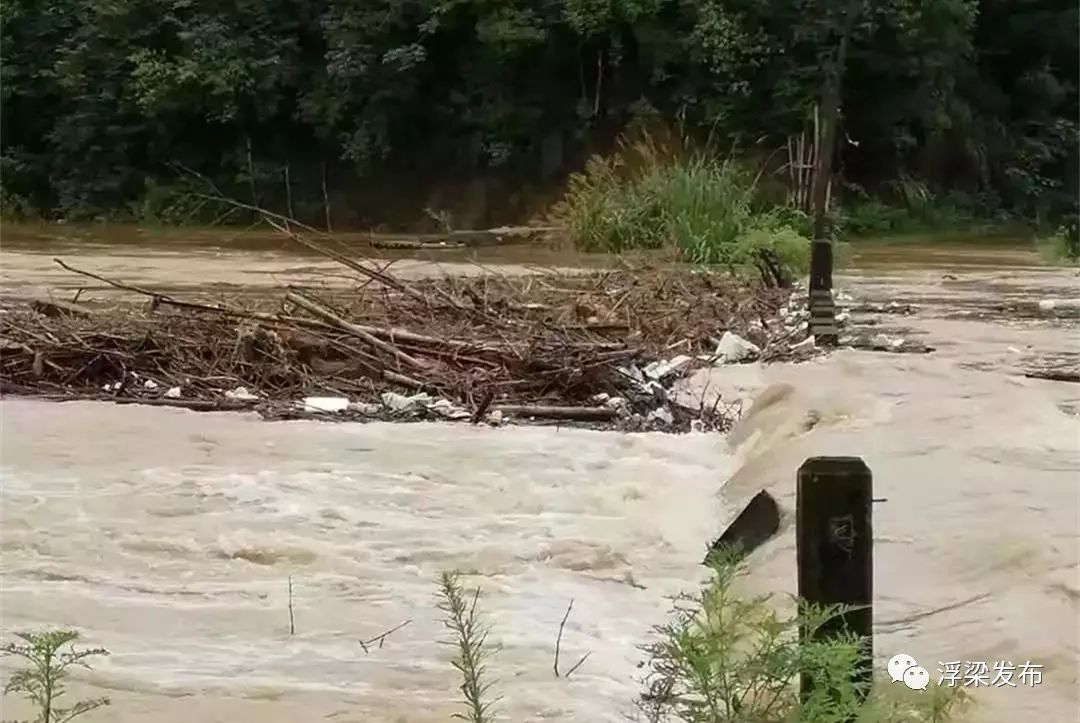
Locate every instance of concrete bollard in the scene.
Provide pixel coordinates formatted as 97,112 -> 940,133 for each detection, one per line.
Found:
797,456 -> 873,702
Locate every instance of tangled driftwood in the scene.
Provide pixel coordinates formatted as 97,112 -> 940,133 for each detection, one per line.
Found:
0,226 -> 795,431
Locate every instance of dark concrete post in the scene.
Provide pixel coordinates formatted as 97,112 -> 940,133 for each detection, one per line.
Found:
797,457 -> 873,701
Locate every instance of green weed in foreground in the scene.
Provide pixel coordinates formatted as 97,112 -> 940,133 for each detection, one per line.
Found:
637,549 -> 969,722
4,569 -> 969,723
1,630 -> 110,723
1037,222 -> 1080,266
438,571 -> 500,723
548,143 -> 810,286
436,550 -> 967,723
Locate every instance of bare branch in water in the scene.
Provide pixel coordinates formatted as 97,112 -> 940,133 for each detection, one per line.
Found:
358,619 -> 413,654
554,598 -> 591,679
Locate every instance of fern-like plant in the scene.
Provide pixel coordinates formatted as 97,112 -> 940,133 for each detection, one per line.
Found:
2,630 -> 110,723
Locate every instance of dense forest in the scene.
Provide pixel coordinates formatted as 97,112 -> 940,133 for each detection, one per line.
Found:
1,0 -> 1076,230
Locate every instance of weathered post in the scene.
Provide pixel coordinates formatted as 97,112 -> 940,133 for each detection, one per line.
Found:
797,457 -> 873,701
808,0 -> 861,347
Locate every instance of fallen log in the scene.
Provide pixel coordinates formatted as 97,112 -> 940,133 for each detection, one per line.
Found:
1024,368 -> 1080,383
369,238 -> 467,250
284,290 -> 431,371
491,404 -> 617,421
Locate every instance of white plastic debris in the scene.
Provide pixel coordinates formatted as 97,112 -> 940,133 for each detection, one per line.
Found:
431,398 -> 470,420
164,386 -> 182,399
835,311 -> 851,324
348,401 -> 382,416
589,392 -> 611,405
871,333 -> 892,348
791,336 -> 816,353
618,364 -> 665,394
890,337 -> 905,350
381,391 -> 433,413
143,379 -> 159,390
714,331 -> 761,363
644,354 -> 693,381
302,396 -> 349,413
1038,299 -> 1056,312
486,409 -> 504,426
604,396 -> 628,412
647,406 -> 674,425
225,386 -> 259,401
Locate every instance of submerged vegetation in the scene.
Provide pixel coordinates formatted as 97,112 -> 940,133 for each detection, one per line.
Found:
6,557 -> 970,722
436,550 -> 969,722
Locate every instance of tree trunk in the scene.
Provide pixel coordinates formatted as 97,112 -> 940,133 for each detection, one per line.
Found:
321,157 -> 333,232
283,161 -> 294,219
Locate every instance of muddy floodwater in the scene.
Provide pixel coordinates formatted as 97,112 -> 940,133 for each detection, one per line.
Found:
0,225 -> 1078,722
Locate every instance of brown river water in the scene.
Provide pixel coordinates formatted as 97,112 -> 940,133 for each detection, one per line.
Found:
0,224 -> 1078,722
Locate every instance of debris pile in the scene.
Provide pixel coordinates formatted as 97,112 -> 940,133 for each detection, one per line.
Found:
0,233 -> 803,432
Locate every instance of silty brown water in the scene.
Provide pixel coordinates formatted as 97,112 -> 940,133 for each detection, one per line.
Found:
0,226 -> 1077,721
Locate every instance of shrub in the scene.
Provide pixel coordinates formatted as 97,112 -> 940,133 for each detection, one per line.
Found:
549,141 -> 811,286
1037,221 -> 1080,266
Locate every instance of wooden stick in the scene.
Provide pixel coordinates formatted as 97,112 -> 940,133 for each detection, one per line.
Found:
470,389 -> 495,425
491,405 -> 617,421
284,290 -> 430,370
358,619 -> 412,653
565,651 -> 591,678
263,217 -> 475,314
288,576 -> 296,635
554,599 -> 574,677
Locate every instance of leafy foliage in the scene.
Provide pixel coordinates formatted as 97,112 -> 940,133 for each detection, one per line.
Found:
1038,223 -> 1080,266
1,630 -> 110,723
550,136 -> 810,284
0,0 -> 1075,226
637,548 -> 969,723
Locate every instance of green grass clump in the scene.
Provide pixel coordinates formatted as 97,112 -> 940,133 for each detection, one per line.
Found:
1037,221 -> 1080,266
549,141 -> 810,286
